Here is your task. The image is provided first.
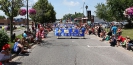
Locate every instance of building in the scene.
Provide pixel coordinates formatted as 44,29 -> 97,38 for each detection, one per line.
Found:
0,18 -> 30,25
74,15 -> 94,24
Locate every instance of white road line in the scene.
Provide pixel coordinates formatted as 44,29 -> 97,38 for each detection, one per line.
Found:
87,45 -> 111,48
72,41 -> 74,42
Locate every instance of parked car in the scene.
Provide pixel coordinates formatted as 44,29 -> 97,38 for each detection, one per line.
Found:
21,24 -> 25,27
102,24 -> 109,28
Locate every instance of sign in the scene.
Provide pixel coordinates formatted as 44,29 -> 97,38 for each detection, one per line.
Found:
87,10 -> 91,21
54,27 -> 85,37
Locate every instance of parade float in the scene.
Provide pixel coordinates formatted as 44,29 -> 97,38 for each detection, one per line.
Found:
54,20 -> 86,39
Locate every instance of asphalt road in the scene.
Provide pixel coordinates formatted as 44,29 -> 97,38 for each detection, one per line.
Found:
11,32 -> 133,65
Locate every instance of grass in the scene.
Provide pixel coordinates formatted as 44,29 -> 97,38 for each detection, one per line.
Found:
121,29 -> 133,39
8,34 -> 23,49
105,28 -> 133,39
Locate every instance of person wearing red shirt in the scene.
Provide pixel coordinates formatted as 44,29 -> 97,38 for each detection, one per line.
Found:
116,35 -> 123,47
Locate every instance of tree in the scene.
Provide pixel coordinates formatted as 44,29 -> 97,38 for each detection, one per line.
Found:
95,0 -> 133,28
0,0 -> 23,42
30,0 -> 56,24
47,3 -> 56,23
0,16 -> 5,19
95,3 -> 113,22
106,0 -> 133,28
62,12 -> 83,21
0,0 -> 23,18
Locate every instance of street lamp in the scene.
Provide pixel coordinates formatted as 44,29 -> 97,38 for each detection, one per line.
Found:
85,5 -> 88,16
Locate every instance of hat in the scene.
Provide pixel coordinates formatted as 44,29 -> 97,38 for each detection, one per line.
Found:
126,36 -> 130,39
2,44 -> 10,50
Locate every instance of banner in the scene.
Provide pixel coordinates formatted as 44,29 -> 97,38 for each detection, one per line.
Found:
54,27 -> 85,37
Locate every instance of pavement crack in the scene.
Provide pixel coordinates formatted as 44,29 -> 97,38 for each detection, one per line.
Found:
74,55 -> 77,65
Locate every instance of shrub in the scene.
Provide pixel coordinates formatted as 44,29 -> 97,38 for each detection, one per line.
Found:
0,30 -> 9,51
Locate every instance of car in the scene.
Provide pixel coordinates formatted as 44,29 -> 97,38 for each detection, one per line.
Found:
102,23 -> 110,28
21,24 -> 25,27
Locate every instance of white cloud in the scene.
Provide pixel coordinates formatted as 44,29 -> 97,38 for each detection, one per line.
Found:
82,0 -> 85,2
63,0 -> 80,7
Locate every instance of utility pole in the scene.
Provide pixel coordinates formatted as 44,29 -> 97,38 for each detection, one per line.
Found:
10,0 -> 14,42
27,0 -> 29,31
82,2 -> 85,23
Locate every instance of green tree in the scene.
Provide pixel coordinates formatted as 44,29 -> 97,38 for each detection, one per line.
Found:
0,0 -> 23,42
95,3 -> 113,22
0,16 -> 5,19
30,0 -> 56,24
63,12 -> 83,20
0,0 -> 23,18
106,0 -> 133,28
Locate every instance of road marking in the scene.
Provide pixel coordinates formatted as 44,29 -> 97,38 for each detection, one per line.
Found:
72,41 -> 75,42
87,45 -> 111,48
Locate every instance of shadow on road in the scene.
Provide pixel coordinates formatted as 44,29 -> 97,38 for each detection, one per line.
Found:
57,38 -> 88,39
38,41 -> 53,47
9,62 -> 22,65
17,53 -> 30,56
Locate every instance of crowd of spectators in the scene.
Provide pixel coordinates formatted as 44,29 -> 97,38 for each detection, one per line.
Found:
85,23 -> 133,51
0,22 -> 53,65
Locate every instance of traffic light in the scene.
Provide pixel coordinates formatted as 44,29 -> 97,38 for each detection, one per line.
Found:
87,10 -> 91,21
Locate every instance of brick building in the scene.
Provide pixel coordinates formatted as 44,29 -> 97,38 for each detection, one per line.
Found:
0,18 -> 28,25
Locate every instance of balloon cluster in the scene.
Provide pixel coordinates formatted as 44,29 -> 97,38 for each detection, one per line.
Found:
28,8 -> 36,15
19,9 -> 26,16
123,7 -> 133,18
19,8 -> 36,16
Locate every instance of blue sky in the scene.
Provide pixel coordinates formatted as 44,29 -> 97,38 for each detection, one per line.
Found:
0,0 -> 106,19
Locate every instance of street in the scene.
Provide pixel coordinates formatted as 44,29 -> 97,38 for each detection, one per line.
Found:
11,31 -> 133,65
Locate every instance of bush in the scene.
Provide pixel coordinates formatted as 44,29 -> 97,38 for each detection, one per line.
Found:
0,30 -> 9,51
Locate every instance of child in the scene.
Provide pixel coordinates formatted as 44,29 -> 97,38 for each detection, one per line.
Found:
109,35 -> 116,47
